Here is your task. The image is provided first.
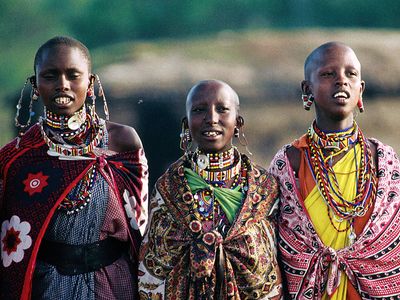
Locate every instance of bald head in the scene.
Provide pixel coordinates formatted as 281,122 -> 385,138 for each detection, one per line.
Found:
304,42 -> 361,81
186,79 -> 239,116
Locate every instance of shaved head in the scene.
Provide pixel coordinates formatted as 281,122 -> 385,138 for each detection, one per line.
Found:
304,42 -> 361,80
186,79 -> 239,116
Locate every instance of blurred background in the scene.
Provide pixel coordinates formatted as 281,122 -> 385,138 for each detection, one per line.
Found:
2,0 -> 400,186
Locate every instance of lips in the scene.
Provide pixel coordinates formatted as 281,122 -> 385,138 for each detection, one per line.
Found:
202,130 -> 222,137
332,90 -> 350,99
53,96 -> 73,105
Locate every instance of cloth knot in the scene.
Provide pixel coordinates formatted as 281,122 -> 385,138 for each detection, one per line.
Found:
184,168 -> 243,223
319,247 -> 343,296
96,155 -> 107,168
190,230 -> 223,278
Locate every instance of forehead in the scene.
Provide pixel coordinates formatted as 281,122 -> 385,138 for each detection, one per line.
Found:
188,84 -> 236,106
313,45 -> 361,71
37,45 -> 89,71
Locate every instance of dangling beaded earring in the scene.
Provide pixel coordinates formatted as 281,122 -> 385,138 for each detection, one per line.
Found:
302,94 -> 314,110
357,97 -> 364,113
234,127 -> 240,138
179,121 -> 192,152
87,76 -> 96,119
95,74 -> 110,121
235,116 -> 252,155
14,76 -> 38,148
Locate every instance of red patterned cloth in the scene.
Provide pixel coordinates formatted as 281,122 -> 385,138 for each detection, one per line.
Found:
0,124 -> 148,300
138,154 -> 283,299
269,138 -> 400,299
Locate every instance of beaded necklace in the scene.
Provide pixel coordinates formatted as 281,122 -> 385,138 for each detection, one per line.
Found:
192,147 -> 240,181
45,105 -> 87,132
190,147 -> 248,226
40,111 -> 105,157
306,121 -> 377,227
42,107 -> 104,214
58,165 -> 97,214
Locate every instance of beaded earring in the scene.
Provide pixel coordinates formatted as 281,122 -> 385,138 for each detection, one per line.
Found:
87,74 -> 110,121
234,127 -> 240,137
302,94 -> 314,110
14,76 -> 38,148
96,74 -> 109,121
357,97 -> 364,113
179,121 -> 192,152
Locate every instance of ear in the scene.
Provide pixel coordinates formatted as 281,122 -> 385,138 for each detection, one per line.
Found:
181,116 -> 188,128
88,74 -> 96,88
29,75 -> 37,89
360,80 -> 366,95
236,115 -> 244,129
301,80 -> 311,95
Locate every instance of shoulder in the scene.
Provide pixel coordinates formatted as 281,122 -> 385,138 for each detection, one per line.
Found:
286,145 -> 301,174
368,137 -> 399,164
106,121 -> 143,153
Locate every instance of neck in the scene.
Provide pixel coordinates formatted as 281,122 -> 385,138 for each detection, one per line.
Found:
315,116 -> 354,133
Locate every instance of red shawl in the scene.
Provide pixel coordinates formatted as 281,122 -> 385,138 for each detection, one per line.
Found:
0,124 -> 148,300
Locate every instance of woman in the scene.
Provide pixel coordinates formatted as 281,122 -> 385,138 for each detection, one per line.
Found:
0,36 -> 148,299
138,79 -> 282,299
269,42 -> 400,299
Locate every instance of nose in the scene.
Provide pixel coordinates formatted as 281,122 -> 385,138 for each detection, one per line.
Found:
204,108 -> 218,124
56,75 -> 70,91
335,71 -> 348,86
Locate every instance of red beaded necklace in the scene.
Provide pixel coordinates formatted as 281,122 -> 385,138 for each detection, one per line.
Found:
306,121 -> 377,224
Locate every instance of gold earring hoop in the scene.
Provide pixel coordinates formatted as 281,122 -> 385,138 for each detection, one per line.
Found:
14,76 -> 37,148
237,127 -> 253,156
235,116 -> 252,155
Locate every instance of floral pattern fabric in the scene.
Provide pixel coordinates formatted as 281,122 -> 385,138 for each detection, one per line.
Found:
0,124 -> 148,300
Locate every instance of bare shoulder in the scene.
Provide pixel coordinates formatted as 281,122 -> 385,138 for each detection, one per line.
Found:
367,138 -> 378,170
286,145 -> 300,174
106,121 -> 143,153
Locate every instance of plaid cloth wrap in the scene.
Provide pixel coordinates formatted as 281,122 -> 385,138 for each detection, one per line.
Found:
0,124 -> 148,300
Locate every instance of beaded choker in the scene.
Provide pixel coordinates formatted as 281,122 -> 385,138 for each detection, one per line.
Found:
44,105 -> 87,131
41,111 -> 105,157
309,121 -> 358,153
306,121 -> 377,223
192,147 -> 240,182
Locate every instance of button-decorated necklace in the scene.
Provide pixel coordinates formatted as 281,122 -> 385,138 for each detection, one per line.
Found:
189,147 -> 248,232
306,120 -> 377,242
192,147 -> 241,182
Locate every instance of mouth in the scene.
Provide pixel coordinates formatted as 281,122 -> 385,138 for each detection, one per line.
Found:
332,91 -> 350,100
54,96 -> 73,105
202,130 -> 222,138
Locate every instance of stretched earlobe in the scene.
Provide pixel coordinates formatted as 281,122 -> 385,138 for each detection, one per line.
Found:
236,115 -> 244,128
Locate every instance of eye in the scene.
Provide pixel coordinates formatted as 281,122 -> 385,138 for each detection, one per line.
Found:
41,73 -> 56,80
217,105 -> 230,113
321,71 -> 333,77
191,106 -> 205,113
347,70 -> 358,77
68,72 -> 82,80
